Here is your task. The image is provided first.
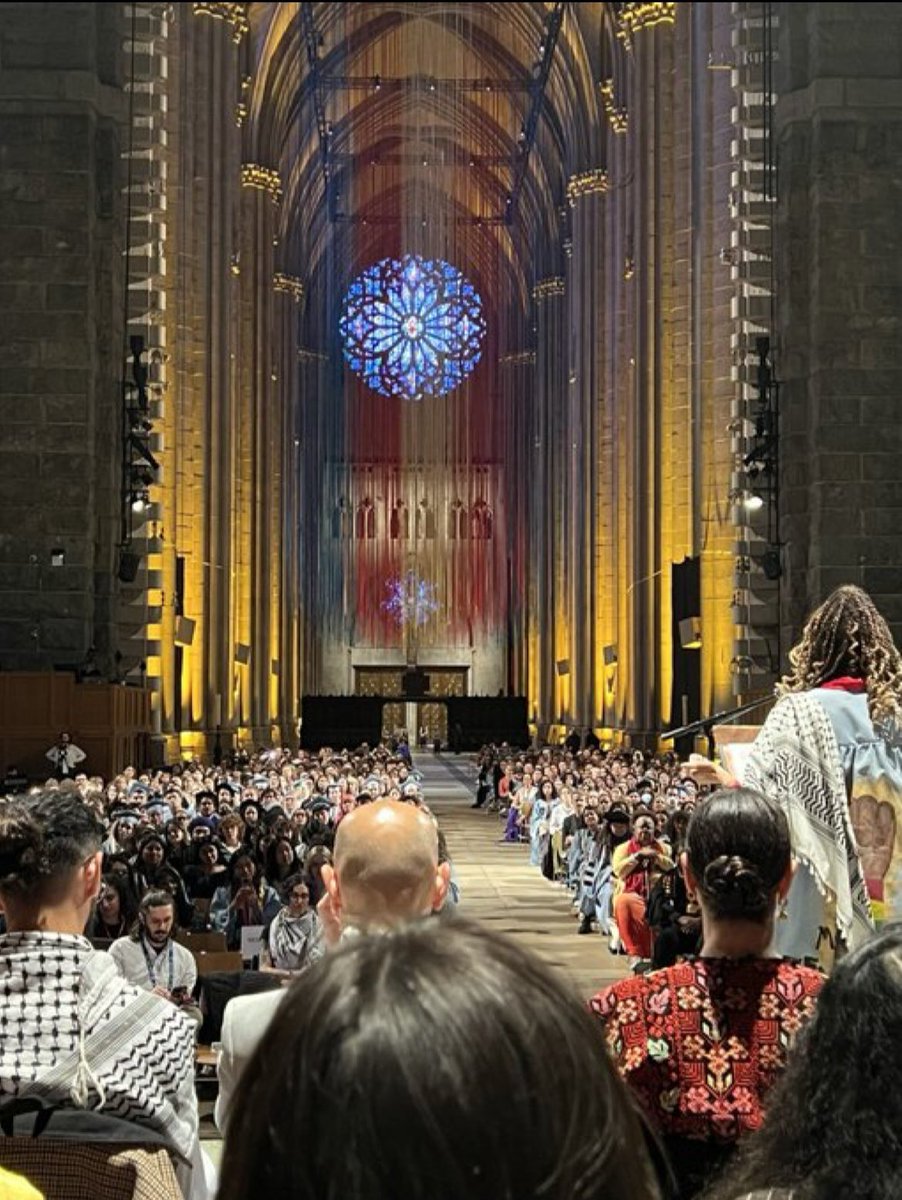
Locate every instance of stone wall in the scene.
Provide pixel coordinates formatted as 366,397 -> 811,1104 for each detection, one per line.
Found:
0,2 -> 125,672
776,2 -> 902,641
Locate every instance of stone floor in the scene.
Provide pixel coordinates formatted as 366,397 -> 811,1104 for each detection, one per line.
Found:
417,753 -> 627,998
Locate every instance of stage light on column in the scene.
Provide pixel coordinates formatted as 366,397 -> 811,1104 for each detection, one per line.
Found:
743,491 -> 764,512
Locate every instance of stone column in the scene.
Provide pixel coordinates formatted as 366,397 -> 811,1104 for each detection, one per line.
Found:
274,273 -> 304,745
565,171 -> 606,730
532,277 -> 566,733
165,4 -> 242,752
238,165 -> 281,742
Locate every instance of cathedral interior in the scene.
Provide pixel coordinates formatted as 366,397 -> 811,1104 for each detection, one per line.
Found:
2,1 -> 902,765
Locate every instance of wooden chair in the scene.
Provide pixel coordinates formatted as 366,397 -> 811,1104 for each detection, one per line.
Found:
193,950 -> 243,976
175,930 -> 227,954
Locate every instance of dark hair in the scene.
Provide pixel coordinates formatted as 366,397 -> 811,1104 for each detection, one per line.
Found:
139,888 -> 176,917
88,871 -> 139,936
138,831 -> 166,856
229,853 -> 259,896
264,836 -> 299,883
278,872 -> 309,904
218,919 -> 660,1200
687,788 -> 790,921
703,924 -> 902,1200
0,789 -> 104,901
778,584 -> 902,728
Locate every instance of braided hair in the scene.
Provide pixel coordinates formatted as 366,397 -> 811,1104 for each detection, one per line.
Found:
778,585 -> 902,729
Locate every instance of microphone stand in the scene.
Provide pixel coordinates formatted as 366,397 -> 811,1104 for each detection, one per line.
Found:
661,695 -> 774,759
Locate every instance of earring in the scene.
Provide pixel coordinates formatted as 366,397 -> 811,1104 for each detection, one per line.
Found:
778,899 -> 789,921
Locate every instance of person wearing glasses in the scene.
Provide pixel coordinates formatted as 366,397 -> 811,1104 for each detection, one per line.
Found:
261,874 -> 324,975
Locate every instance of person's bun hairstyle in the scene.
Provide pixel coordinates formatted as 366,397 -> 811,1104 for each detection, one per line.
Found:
688,788 -> 790,923
702,854 -> 770,920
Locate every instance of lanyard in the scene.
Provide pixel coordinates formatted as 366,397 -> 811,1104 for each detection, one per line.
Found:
141,936 -> 174,991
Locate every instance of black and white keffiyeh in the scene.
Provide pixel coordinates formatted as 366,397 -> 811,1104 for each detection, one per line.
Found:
0,931 -> 197,1161
744,692 -> 873,950
267,908 -> 324,971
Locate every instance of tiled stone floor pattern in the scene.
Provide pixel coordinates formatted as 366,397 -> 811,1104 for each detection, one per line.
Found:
418,753 -> 628,998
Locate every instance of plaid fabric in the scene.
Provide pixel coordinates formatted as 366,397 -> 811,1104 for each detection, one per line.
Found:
0,1143 -> 181,1200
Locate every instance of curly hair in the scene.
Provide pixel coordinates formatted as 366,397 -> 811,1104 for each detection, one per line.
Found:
778,585 -> 902,728
702,924 -> 902,1200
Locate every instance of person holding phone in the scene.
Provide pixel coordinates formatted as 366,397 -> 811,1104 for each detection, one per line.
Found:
110,890 -> 201,1027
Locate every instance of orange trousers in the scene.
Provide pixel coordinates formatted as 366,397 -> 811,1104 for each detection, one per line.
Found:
613,891 -> 652,958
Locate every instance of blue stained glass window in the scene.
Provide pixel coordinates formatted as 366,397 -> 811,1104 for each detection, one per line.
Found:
339,254 -> 486,401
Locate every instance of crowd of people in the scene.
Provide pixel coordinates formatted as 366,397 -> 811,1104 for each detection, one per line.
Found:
476,739 -> 702,970
1,583 -> 901,1200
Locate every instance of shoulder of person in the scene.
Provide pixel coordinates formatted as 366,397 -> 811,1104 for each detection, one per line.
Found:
589,971 -> 653,1019
222,987 -> 286,1039
173,940 -> 195,965
106,936 -> 131,960
776,959 -> 826,994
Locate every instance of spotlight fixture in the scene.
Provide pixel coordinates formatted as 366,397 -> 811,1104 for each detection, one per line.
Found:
743,491 -> 765,512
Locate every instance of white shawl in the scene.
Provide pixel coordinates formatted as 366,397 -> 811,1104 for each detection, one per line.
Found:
744,692 -> 873,950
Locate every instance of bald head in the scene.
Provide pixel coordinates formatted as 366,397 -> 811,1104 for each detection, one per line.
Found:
328,800 -> 448,932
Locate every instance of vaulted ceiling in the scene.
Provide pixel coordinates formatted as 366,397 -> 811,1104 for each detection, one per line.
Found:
245,3 -> 605,324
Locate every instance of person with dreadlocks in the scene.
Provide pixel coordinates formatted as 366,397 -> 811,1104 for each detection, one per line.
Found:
687,584 -> 902,965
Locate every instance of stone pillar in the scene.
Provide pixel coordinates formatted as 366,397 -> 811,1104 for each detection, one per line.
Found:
274,274 -> 304,746
566,172 -> 606,729
0,2 -> 125,672
775,1 -> 902,643
532,278 -> 566,733
237,165 -> 281,742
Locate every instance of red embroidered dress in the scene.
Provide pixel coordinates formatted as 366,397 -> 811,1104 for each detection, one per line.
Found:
590,958 -> 823,1143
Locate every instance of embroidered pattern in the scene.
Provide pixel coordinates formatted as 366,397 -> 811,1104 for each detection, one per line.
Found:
591,959 -> 823,1141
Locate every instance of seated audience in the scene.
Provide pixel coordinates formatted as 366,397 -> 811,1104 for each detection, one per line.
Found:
215,813 -> 244,864
86,871 -> 139,942
646,863 -> 701,969
184,840 -> 228,900
0,790 -> 199,1191
260,874 -> 324,974
130,831 -> 194,928
612,811 -> 674,967
210,853 -> 280,950
109,890 -> 201,1026
263,835 -> 300,889
592,789 -> 824,1198
702,922 -> 902,1200
217,919 -> 663,1200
